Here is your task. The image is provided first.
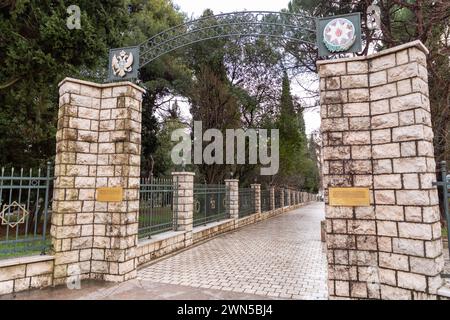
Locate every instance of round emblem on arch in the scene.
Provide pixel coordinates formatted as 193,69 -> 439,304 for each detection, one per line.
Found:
323,18 -> 356,53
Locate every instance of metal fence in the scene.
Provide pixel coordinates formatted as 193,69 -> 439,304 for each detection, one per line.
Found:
275,190 -> 282,209
433,161 -> 450,255
261,189 -> 271,212
193,184 -> 228,226
139,177 -> 177,239
239,188 -> 255,218
0,163 -> 53,258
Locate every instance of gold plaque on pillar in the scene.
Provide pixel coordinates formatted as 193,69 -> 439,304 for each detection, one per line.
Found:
96,187 -> 123,202
329,187 -> 370,207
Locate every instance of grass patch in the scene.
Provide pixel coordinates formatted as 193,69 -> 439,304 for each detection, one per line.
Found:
0,237 -> 51,260
139,207 -> 173,225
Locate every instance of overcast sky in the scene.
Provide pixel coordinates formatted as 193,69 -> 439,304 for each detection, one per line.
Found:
172,0 -> 321,134
173,0 -> 288,17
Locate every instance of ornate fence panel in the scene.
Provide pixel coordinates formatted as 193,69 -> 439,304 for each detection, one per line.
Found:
0,163 -> 53,258
261,189 -> 271,213
238,188 -> 255,218
193,184 -> 228,227
139,177 -> 177,239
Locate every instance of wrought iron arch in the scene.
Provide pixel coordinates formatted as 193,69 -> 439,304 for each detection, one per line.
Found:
107,11 -> 362,81
138,11 -> 317,68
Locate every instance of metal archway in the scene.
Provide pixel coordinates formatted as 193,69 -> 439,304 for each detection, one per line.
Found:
107,11 -> 362,81
139,11 -> 317,67
107,11 -> 317,81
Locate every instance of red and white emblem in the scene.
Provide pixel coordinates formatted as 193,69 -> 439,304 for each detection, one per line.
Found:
323,18 -> 356,52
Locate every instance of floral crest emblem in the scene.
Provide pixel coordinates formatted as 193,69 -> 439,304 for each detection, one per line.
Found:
323,18 -> 356,53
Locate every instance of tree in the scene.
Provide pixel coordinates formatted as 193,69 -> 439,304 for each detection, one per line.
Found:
119,0 -> 191,177
183,10 -> 242,184
0,1 -> 130,167
304,133 -> 321,193
0,0 -> 194,174
151,100 -> 188,176
274,72 -> 314,190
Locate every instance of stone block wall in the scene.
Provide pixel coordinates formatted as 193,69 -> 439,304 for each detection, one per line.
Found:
193,220 -> 236,244
0,256 -> 54,295
319,41 -> 443,299
136,232 -> 187,266
52,78 -> 144,285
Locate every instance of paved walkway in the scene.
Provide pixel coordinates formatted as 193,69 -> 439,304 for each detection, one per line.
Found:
3,203 -> 328,300
139,202 -> 328,300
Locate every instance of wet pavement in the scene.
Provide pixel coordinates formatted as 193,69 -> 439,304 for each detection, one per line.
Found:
2,203 -> 328,300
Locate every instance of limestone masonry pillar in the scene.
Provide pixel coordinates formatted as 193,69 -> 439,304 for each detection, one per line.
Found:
225,179 -> 239,219
52,78 -> 145,284
270,186 -> 276,211
319,41 -> 443,300
172,172 -> 195,246
251,184 -> 261,214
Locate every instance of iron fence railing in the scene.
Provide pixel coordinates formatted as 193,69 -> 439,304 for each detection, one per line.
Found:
275,190 -> 282,209
193,184 -> 228,226
433,161 -> 450,256
0,163 -> 53,259
239,188 -> 255,218
139,177 -> 177,239
261,190 -> 271,212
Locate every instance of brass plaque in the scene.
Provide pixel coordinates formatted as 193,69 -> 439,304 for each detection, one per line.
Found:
329,187 -> 370,207
96,187 -> 123,202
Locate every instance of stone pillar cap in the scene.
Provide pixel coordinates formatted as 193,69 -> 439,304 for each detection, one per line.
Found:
316,40 -> 429,68
58,77 -> 146,93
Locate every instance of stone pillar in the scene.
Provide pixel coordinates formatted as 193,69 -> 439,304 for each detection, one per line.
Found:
270,186 -> 276,211
280,189 -> 285,208
172,172 -> 194,246
319,41 -> 443,300
225,179 -> 239,219
251,184 -> 261,214
52,77 -> 144,284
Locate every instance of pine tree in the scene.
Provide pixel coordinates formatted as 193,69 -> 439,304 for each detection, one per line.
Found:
276,72 -> 307,185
